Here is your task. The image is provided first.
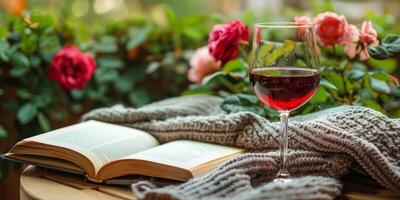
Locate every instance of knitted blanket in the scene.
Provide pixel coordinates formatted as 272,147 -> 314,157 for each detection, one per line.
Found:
82,95 -> 400,200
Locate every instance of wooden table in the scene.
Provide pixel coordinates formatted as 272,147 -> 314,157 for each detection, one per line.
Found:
20,166 -> 134,200
20,165 -> 400,200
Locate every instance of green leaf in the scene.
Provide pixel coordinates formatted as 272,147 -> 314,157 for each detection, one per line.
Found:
320,79 -> 338,91
88,86 -> 107,100
29,55 -> 41,67
382,35 -> 400,46
381,35 -> 400,53
95,68 -> 118,83
201,71 -> 227,86
126,26 -> 152,50
260,40 -> 296,66
324,72 -> 345,93
71,89 -> 84,99
222,59 -> 246,73
348,69 -> 365,80
385,45 -> 400,54
10,52 -> 30,68
95,36 -> 118,53
368,46 -> 391,60
30,12 -> 55,29
39,34 -> 61,55
13,18 -> 26,32
114,75 -> 134,93
221,94 -> 267,117
368,58 -> 397,73
17,103 -> 37,124
0,41 -> 11,62
129,89 -> 152,107
310,87 -> 328,104
182,27 -> 203,41
363,99 -> 384,113
20,34 -> 38,54
0,26 -> 8,40
165,7 -> 177,28
362,75 -> 378,98
9,52 -> 31,77
0,126 -> 7,138
257,43 -> 274,59
98,57 -> 123,69
370,78 -> 391,94
37,112 -> 51,132
181,88 -> 214,96
33,94 -> 52,108
371,71 -> 393,82
10,65 -> 30,77
17,89 -> 32,99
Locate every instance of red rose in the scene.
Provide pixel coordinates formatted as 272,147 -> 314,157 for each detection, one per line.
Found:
48,46 -> 96,91
314,12 -> 348,46
208,20 -> 249,65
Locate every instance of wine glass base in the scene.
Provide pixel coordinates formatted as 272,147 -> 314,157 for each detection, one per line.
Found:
273,171 -> 291,183
273,177 -> 292,183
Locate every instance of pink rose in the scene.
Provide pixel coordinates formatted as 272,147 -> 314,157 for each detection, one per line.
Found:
188,46 -> 221,83
359,21 -> 379,61
48,46 -> 96,91
342,24 -> 360,44
342,24 -> 360,59
314,12 -> 348,46
208,20 -> 249,65
359,49 -> 370,61
294,16 -> 312,39
360,21 -> 379,46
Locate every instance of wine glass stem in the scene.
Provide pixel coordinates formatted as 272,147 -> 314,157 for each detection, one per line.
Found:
277,111 -> 290,179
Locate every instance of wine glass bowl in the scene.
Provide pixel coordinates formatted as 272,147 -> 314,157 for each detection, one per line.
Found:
249,22 -> 320,181
250,67 -> 320,112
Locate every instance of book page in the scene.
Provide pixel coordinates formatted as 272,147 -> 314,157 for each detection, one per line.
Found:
127,140 -> 243,170
28,120 -> 159,168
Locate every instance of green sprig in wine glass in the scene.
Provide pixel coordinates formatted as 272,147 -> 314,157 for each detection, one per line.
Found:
249,22 -> 320,182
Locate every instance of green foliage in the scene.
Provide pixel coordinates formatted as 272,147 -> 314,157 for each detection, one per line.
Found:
9,52 -> 31,77
37,112 -> 51,132
221,94 -> 271,118
369,35 -> 400,60
0,9 -> 215,143
126,26 -> 153,49
258,40 -> 296,67
17,103 -> 37,124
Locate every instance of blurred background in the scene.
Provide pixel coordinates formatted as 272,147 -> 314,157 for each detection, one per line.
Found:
0,0 -> 399,199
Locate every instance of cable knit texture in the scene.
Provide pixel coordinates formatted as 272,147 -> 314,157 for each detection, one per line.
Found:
82,95 -> 400,200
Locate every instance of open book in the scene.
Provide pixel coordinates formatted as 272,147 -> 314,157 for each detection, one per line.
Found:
3,121 -> 244,182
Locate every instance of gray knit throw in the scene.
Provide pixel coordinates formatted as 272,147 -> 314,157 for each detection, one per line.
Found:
82,95 -> 400,200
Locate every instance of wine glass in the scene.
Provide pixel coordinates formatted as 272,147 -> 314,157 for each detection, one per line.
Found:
249,22 -> 320,182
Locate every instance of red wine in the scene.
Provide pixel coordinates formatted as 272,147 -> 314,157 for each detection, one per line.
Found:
250,67 -> 320,111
